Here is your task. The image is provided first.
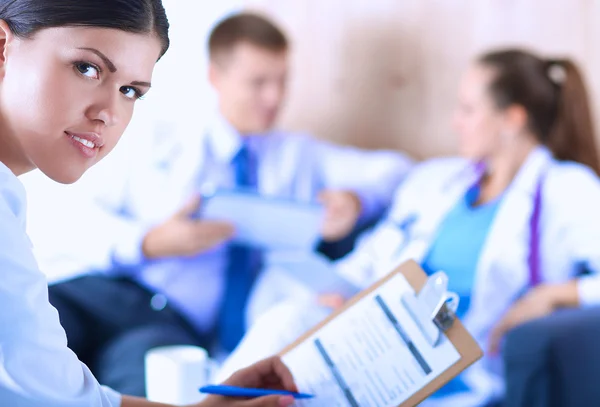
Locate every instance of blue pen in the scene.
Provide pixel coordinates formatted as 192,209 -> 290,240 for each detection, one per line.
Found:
199,385 -> 314,399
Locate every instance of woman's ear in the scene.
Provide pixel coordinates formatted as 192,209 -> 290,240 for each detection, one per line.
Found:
0,20 -> 15,71
501,104 -> 528,137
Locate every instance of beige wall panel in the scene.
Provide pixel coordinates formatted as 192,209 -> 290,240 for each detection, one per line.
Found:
246,1 -> 598,159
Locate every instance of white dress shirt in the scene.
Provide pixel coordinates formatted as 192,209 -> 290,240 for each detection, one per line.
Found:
0,162 -> 121,406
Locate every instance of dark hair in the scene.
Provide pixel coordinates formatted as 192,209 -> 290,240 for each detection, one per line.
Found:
479,49 -> 600,175
208,12 -> 287,63
0,0 -> 170,59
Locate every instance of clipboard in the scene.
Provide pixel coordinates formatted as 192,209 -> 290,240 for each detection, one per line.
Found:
279,260 -> 483,407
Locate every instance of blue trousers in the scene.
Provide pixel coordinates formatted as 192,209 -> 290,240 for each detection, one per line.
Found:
502,307 -> 600,407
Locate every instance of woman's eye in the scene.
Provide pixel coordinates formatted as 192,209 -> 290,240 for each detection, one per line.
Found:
75,62 -> 100,79
120,86 -> 143,100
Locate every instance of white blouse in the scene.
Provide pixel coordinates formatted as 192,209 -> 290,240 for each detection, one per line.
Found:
0,162 -> 121,406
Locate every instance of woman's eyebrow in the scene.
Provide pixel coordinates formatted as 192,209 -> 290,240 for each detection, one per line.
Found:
131,80 -> 152,88
77,47 -> 152,87
77,47 -> 117,73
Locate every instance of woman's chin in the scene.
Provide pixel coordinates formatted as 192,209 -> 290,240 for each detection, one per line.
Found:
40,165 -> 85,185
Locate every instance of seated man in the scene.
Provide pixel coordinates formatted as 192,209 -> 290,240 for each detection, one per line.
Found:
22,12 -> 412,397
217,49 -> 600,407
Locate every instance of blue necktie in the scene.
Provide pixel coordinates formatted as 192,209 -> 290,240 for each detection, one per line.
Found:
218,141 -> 261,351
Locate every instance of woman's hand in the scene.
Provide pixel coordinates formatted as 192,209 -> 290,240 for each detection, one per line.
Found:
197,356 -> 298,407
488,281 -> 579,354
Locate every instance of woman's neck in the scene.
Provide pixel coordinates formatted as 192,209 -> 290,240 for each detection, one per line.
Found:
477,138 -> 540,205
0,126 -> 32,176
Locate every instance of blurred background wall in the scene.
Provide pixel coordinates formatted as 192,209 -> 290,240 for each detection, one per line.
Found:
242,0 -> 600,159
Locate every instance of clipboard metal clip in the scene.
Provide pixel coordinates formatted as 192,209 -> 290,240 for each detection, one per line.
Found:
401,271 -> 459,347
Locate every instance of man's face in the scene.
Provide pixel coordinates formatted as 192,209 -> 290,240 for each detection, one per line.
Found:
209,42 -> 288,134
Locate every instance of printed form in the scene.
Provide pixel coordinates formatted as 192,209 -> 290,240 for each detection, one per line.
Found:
282,274 -> 461,407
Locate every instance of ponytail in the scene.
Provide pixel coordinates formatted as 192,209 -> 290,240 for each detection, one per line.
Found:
480,49 -> 600,175
545,59 -> 600,175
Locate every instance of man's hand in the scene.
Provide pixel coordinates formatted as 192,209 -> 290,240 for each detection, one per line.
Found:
317,293 -> 346,310
199,356 -> 298,407
142,196 -> 235,260
319,190 -> 362,242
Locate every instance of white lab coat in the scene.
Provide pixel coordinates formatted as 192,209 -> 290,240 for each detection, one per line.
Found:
21,114 -> 412,284
221,146 -> 600,406
0,162 -> 121,406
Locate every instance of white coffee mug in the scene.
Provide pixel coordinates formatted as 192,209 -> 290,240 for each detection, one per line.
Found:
145,345 -> 217,405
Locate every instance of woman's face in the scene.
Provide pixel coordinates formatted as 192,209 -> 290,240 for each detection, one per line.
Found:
0,25 -> 162,183
452,63 -> 507,160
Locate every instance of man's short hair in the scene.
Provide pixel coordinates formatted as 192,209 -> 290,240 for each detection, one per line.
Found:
208,12 -> 288,63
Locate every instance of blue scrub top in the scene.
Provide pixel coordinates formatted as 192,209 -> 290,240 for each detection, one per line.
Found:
422,185 -> 502,397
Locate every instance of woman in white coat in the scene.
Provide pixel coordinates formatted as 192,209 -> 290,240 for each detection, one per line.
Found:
219,49 -> 600,406
0,1 -> 297,406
